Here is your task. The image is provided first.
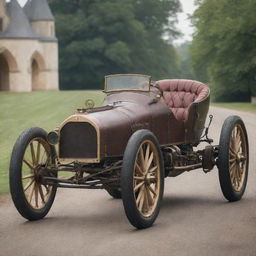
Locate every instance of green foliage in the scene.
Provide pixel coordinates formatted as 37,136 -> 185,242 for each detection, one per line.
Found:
49,0 -> 181,89
176,41 -> 194,79
190,0 -> 256,102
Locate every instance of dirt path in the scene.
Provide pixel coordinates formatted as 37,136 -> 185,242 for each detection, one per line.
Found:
0,107 -> 255,256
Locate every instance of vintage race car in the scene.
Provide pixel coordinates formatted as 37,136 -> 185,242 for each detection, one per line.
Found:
9,74 -> 249,229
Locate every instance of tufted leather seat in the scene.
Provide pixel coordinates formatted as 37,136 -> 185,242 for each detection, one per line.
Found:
156,79 -> 210,121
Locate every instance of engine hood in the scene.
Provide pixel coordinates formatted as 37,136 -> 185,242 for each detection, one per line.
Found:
58,91 -> 181,162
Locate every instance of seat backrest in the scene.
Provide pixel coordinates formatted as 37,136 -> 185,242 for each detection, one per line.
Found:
156,79 -> 209,121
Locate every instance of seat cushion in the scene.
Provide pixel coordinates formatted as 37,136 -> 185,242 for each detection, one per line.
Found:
156,79 -> 209,121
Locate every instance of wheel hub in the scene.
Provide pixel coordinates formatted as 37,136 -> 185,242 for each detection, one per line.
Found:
236,153 -> 245,163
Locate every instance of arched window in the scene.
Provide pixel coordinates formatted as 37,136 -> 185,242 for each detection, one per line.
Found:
30,51 -> 46,91
31,59 -> 40,90
0,53 -> 9,91
0,18 -> 3,31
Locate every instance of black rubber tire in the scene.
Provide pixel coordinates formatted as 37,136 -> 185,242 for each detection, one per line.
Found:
105,188 -> 122,199
9,127 -> 57,221
121,129 -> 164,229
218,116 -> 249,202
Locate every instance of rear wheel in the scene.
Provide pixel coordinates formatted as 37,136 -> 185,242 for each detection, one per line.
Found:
121,130 -> 164,229
218,116 -> 249,202
9,127 -> 57,220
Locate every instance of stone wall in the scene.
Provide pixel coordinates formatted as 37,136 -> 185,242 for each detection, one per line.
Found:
0,38 -> 58,92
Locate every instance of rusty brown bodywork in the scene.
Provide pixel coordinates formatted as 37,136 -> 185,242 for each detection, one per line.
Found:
58,84 -> 210,163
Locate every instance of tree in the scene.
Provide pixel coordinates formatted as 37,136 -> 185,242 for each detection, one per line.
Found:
49,0 -> 181,90
176,41 -> 194,80
190,0 -> 256,102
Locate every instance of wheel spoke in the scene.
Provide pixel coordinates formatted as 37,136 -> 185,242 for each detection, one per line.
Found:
148,166 -> 157,174
24,178 -> 34,192
36,142 -> 41,165
235,131 -> 240,147
229,161 -> 236,171
135,163 -> 144,176
30,142 -> 36,165
237,166 -> 242,181
234,126 -> 237,138
43,184 -> 50,195
45,154 -> 50,166
28,181 -> 35,203
144,188 -> 149,212
231,167 -> 237,186
145,186 -> 154,206
234,165 -> 241,185
41,149 -> 50,166
233,164 -> 238,178
134,176 -> 144,181
22,173 -> 35,180
34,184 -> 39,208
23,159 -> 34,170
138,190 -> 145,212
230,163 -> 236,179
229,158 -> 236,164
38,185 -> 46,204
148,184 -> 157,197
144,144 -> 150,165
139,147 -> 145,171
136,185 -> 144,205
134,181 -> 144,192
236,139 -> 241,152
229,146 -> 236,156
145,152 -> 154,173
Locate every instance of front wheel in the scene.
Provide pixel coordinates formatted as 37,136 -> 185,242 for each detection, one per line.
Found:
121,130 -> 164,229
9,127 -> 57,220
218,116 -> 249,202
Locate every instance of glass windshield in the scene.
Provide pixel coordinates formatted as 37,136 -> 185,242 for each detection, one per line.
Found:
105,74 -> 151,92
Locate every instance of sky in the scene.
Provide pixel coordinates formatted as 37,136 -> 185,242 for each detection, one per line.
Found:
17,0 -> 196,44
175,0 -> 196,44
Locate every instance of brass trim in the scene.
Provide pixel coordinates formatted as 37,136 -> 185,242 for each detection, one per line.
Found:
104,74 -> 151,93
58,114 -> 101,163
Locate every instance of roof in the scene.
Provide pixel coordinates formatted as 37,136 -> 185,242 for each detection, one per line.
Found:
0,0 -> 37,39
23,0 -> 32,16
24,0 -> 54,21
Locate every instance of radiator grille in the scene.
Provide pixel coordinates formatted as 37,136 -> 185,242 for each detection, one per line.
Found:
59,122 -> 97,159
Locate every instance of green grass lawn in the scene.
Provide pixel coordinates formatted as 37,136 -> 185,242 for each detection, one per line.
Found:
212,102 -> 256,113
0,90 -> 104,194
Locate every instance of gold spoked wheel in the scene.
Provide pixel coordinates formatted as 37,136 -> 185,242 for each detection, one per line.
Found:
218,116 -> 249,202
22,138 -> 52,209
229,125 -> 248,192
10,127 -> 57,220
121,130 -> 164,229
133,140 -> 160,217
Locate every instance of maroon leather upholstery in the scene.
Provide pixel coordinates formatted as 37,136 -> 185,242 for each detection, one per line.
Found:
156,79 -> 209,121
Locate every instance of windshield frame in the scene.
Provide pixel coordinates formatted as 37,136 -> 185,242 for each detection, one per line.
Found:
104,74 -> 152,93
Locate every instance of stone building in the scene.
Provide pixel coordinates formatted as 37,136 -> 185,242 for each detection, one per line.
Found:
0,0 -> 58,92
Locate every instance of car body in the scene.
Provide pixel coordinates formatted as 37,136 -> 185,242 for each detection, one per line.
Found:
58,74 -> 210,163
9,74 -> 249,229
